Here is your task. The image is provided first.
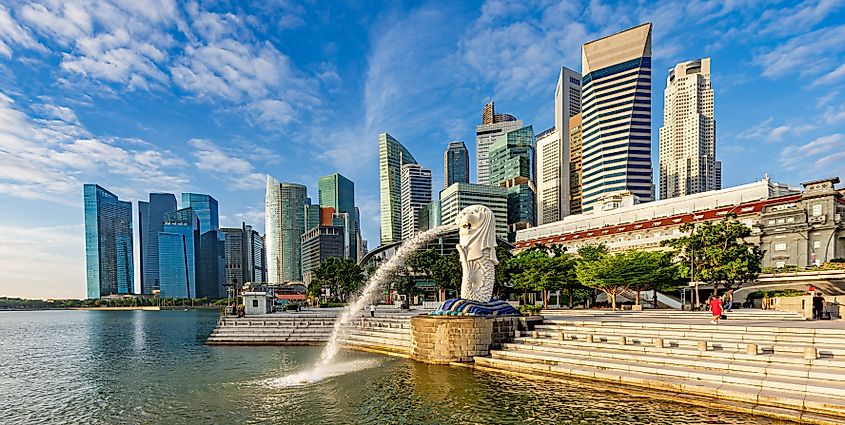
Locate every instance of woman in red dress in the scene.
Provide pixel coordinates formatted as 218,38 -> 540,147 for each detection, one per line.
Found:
709,295 -> 723,324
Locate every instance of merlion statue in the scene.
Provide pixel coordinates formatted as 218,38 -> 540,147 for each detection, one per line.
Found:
455,204 -> 498,302
431,204 -> 517,316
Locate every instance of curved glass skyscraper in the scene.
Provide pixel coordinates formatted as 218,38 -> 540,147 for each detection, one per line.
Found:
379,133 -> 417,245
265,175 -> 307,283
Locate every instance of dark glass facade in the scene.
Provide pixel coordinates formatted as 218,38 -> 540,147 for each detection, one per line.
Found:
158,207 -> 200,298
444,141 -> 469,187
318,173 -> 358,262
181,193 -> 219,234
138,193 -> 177,294
84,184 -> 134,299
198,230 -> 226,298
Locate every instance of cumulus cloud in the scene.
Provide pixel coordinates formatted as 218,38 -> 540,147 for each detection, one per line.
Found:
7,1 -> 320,129
780,133 -> 845,172
755,24 -> 845,79
188,138 -> 266,189
0,91 -> 188,203
737,117 -> 815,142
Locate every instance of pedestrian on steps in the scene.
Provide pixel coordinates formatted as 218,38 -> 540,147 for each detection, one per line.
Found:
723,289 -> 734,312
709,295 -> 723,325
370,304 -> 376,318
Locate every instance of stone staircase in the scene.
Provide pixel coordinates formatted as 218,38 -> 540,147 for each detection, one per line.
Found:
206,314 -> 337,345
475,317 -> 845,423
339,316 -> 413,357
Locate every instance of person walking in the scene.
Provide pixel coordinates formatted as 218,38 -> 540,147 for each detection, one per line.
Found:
709,295 -> 723,325
370,304 -> 376,318
723,289 -> 734,312
813,292 -> 826,320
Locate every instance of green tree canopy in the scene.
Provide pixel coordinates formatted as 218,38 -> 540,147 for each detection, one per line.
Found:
314,257 -> 365,302
662,214 -> 764,294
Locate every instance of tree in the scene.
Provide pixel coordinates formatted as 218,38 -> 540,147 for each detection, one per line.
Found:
508,244 -> 578,309
494,245 -> 514,299
662,214 -> 764,297
314,257 -> 365,302
430,252 -> 461,301
620,250 -> 681,306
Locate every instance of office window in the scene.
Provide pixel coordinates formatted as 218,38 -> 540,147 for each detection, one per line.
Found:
814,240 -> 821,249
252,300 -> 258,307
812,204 -> 822,216
774,242 -> 787,251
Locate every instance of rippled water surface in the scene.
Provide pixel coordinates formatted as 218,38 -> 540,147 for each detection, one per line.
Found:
0,310 -> 791,424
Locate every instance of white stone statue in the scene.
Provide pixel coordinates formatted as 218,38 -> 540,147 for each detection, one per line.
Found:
455,205 -> 498,302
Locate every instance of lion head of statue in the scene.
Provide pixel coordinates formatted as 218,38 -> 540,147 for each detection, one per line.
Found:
455,204 -> 498,264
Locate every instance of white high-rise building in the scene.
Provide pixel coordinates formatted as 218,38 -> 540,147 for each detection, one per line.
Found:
400,164 -> 433,240
537,67 -> 582,225
475,101 -> 522,185
379,133 -> 417,245
659,58 -> 719,199
265,175 -> 307,283
580,23 -> 654,213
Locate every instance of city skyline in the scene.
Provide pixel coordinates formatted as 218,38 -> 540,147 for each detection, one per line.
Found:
1,1 -> 844,298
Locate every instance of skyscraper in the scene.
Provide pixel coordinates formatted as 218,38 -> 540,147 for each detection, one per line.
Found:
84,184 -> 134,299
569,114 -> 583,215
158,207 -> 200,298
440,182 -> 508,241
300,226 -> 345,280
138,193 -> 177,294
379,133 -> 417,245
476,102 -> 522,185
318,173 -> 358,261
400,163 -> 433,240
198,230 -> 225,298
222,223 -> 266,287
488,125 -> 536,241
659,58 -> 719,199
443,141 -> 469,187
581,23 -> 654,212
181,193 -> 219,234
536,67 -> 581,225
265,176 -> 308,283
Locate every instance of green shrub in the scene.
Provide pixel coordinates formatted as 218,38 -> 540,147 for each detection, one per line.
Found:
518,304 -> 543,315
746,289 -> 807,300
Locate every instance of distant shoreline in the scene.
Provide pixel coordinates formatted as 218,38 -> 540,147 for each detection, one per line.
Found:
1,306 -> 221,312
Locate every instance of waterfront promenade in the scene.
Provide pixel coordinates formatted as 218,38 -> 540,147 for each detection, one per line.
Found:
208,308 -> 845,423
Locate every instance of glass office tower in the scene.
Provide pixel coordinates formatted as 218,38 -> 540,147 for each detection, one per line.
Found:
181,193 -> 219,234
158,207 -> 200,298
138,193 -> 177,294
84,184 -> 134,299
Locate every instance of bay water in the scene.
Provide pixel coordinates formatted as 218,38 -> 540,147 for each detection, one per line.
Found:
0,310 -> 789,424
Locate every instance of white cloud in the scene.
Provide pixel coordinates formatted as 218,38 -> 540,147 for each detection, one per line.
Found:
737,117 -> 815,142
813,62 -> 845,87
780,133 -> 845,171
8,1 -> 320,130
0,5 -> 42,57
188,138 -> 267,190
0,91 -> 188,203
755,24 -> 845,79
758,0 -> 843,37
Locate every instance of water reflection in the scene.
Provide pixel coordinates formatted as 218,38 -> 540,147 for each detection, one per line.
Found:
0,310 -> 792,425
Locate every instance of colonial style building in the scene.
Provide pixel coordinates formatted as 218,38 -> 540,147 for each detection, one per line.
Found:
515,176 -> 845,269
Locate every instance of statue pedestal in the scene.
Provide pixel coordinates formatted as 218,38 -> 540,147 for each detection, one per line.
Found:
410,316 -> 518,364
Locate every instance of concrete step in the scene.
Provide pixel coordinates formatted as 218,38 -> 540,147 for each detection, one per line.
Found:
504,341 -> 845,381
511,336 -> 845,370
474,355 -> 845,420
488,348 -> 845,401
341,333 -> 411,347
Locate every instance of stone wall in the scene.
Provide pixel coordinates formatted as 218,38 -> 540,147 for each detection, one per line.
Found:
410,316 -> 520,364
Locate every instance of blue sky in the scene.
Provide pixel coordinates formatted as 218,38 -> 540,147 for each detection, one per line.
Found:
0,0 -> 843,299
